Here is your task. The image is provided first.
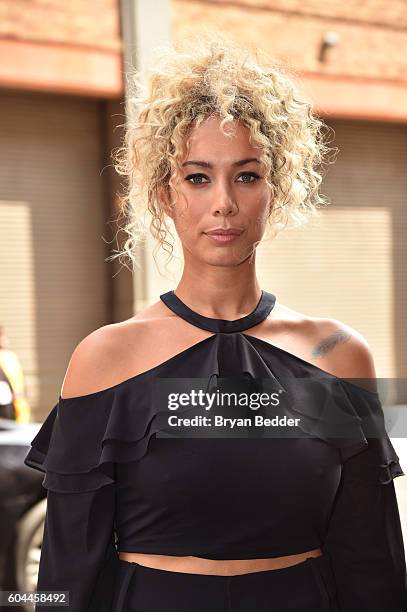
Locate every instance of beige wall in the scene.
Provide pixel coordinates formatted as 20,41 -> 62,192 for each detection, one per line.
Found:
171,0 -> 407,82
0,0 -> 121,51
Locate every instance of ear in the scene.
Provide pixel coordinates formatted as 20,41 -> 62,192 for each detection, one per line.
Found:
158,185 -> 173,219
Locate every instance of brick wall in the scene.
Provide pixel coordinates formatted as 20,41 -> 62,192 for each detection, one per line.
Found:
1,0 -> 404,81
0,0 -> 121,51
218,0 -> 407,28
171,0 -> 407,82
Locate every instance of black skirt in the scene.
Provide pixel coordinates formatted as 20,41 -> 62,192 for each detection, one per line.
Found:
112,554 -> 340,612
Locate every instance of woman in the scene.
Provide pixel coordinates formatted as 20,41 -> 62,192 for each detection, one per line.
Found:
25,35 -> 407,611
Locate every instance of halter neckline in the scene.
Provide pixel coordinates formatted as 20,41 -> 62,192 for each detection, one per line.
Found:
159,289 -> 277,333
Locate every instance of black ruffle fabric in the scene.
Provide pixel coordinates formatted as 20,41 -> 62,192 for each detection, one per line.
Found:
24,385 -> 175,493
274,372 -> 404,484
24,333 -> 404,493
333,380 -> 405,485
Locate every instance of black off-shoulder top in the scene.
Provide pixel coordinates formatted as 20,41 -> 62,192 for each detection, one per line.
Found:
24,290 -> 407,611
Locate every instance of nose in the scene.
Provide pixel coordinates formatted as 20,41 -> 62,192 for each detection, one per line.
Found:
211,182 -> 238,216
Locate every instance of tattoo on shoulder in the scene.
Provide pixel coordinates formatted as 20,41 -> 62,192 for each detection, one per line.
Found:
311,329 -> 352,358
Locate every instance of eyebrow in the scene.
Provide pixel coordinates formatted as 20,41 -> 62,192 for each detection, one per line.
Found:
181,158 -> 260,168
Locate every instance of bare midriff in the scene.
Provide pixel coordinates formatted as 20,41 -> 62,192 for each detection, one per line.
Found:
118,547 -> 322,575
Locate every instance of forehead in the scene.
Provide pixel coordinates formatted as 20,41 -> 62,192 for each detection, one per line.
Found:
184,115 -> 261,158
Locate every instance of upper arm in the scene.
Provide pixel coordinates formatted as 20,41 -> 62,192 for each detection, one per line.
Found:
60,325 -> 122,399
312,318 -> 378,392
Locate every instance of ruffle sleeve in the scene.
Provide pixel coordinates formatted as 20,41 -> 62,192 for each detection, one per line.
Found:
23,398 -> 115,493
322,380 -> 407,611
24,380 -> 172,493
23,380 -> 180,611
24,395 -> 118,611
23,382 -> 168,612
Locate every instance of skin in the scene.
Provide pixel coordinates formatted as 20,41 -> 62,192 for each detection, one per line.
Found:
62,114 -> 377,576
159,113 -> 273,319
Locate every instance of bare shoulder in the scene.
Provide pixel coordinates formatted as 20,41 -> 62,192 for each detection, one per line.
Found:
60,322 -> 140,399
310,316 -> 376,381
60,299 -> 170,399
270,301 -> 377,387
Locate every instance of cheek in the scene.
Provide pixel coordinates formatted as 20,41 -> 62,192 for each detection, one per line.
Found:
172,202 -> 204,237
247,194 -> 271,228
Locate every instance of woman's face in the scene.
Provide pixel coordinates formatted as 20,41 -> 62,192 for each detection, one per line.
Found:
164,114 -> 273,267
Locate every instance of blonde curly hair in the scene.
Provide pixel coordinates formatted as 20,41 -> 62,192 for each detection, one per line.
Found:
110,32 -> 336,275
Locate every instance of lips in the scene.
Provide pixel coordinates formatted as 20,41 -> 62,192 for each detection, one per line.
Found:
204,229 -> 243,244
205,229 -> 243,236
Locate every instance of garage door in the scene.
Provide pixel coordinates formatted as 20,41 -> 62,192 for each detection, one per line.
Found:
0,90 -> 109,417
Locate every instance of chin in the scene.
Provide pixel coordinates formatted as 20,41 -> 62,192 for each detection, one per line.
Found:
199,250 -> 253,267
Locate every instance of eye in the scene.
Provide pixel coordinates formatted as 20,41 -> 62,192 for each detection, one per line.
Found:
185,172 -> 260,185
185,173 -> 209,185
237,172 -> 260,183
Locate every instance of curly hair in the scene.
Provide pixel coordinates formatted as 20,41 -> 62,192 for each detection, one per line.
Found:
109,32 -> 336,275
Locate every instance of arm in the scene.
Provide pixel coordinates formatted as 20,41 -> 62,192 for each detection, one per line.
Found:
25,332 -> 123,611
319,332 -> 407,610
324,436 -> 407,611
36,483 -> 119,611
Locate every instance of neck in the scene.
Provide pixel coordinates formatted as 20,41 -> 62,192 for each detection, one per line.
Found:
173,276 -> 262,321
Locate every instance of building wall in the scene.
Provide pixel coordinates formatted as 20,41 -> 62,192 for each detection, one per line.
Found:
0,90 -> 111,415
171,1 -> 407,82
236,0 -> 407,24
0,0 -> 121,51
0,0 -> 123,97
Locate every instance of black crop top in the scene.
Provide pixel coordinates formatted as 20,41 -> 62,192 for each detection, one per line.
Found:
24,290 -> 407,611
